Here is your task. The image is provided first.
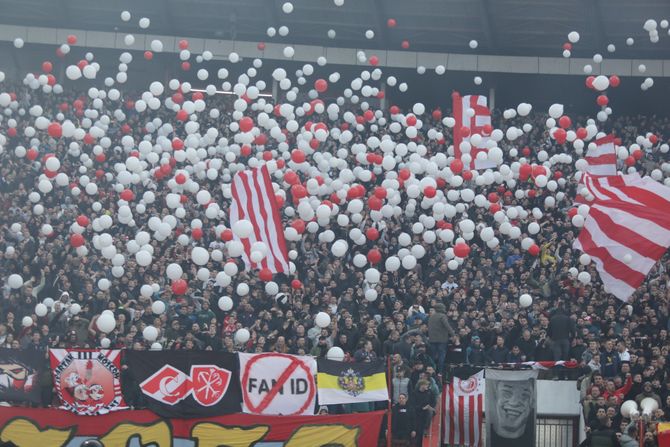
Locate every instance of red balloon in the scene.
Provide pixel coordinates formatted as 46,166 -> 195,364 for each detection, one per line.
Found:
259,268 -> 273,282
398,169 -> 411,181
172,138 -> 184,150
314,79 -> 328,93
528,244 -> 540,256
558,115 -> 572,129
424,186 -> 436,198
70,234 -> 85,248
239,117 -> 254,132
632,150 -> 643,160
389,105 -> 400,115
257,42 -> 266,51
432,109 -> 442,121
291,279 -> 303,289
144,51 -> 153,60
291,149 -> 306,163
221,229 -> 233,241
462,170 -> 473,181
292,184 -> 307,199
487,192 -> 499,203
7,128 -> 17,138
171,279 -> 188,295
401,40 -> 410,49
76,215 -> 90,227
519,164 -> 532,180
625,156 -> 635,167
563,42 -> 572,51
489,203 -> 501,214
567,208 -> 578,218
176,110 -> 188,121
576,128 -> 588,140
553,128 -> 567,144
368,196 -> 383,211
367,249 -> 382,264
387,18 -> 397,27
451,159 -> 464,174
366,228 -> 380,241
403,112 -> 420,127
369,55 -> 379,66
609,75 -> 620,88
585,76 -> 595,89
453,243 -> 471,258
374,187 -> 387,199
47,74 -> 56,86
596,95 -> 609,107
179,39 -> 189,50
47,122 -> 62,138
460,126 -> 471,138
364,110 -> 375,122
83,134 -> 95,145
191,227 -> 203,240
284,171 -> 299,185
42,61 -> 53,73
67,35 -> 77,45
649,134 -> 658,144
120,189 -> 134,201
26,148 -> 38,161
181,61 -> 190,71
192,92 -> 204,101
240,145 -> 252,157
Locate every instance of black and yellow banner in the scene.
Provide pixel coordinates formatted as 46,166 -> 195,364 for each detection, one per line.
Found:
316,359 -> 388,405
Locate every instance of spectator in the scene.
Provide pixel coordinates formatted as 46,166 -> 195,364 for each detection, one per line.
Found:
427,303 -> 454,374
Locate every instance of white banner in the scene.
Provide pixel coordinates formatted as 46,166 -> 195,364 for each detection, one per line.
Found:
238,353 -> 317,416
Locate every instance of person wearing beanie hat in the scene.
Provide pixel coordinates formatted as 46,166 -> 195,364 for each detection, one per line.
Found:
427,302 -> 455,375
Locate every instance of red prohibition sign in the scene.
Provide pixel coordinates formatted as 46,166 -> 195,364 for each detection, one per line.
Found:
241,353 -> 315,415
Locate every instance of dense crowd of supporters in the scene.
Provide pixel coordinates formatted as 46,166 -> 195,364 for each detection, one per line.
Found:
0,81 -> 669,446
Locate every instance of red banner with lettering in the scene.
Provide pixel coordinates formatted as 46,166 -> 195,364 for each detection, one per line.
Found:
0,407 -> 385,446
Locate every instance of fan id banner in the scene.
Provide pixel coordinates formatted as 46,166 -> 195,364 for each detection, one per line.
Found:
0,407 -> 385,447
0,348 -> 45,404
239,352 -> 317,416
49,349 -> 127,415
125,350 -> 242,418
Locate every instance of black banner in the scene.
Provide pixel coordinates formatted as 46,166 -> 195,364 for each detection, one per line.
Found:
124,351 -> 242,418
0,348 -> 45,404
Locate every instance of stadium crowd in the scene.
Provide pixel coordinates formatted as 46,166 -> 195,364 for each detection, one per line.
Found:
0,80 -> 669,446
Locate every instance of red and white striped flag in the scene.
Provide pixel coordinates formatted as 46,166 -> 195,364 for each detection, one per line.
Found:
500,361 -> 579,369
444,370 -> 484,447
573,172 -> 670,301
230,165 -> 289,273
585,134 -> 617,177
452,92 -> 496,170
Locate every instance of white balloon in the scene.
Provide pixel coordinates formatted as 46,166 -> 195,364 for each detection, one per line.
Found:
235,328 -> 250,344
218,296 -> 233,311
151,301 -> 166,314
143,326 -> 159,342
315,312 -> 331,328
326,346 -> 345,361
96,313 -> 116,333
35,303 -> 48,317
7,274 -> 23,289
519,294 -> 533,308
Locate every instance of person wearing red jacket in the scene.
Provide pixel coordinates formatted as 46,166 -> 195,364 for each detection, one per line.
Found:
601,373 -> 632,405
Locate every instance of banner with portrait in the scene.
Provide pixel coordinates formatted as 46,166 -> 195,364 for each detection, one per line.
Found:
0,348 -> 45,404
485,369 -> 538,447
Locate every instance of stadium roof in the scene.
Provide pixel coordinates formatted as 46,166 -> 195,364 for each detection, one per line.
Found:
1,0 -> 670,59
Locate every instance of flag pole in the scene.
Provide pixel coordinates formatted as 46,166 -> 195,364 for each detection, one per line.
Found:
387,356 -> 392,447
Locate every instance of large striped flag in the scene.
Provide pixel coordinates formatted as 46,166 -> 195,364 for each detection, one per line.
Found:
584,135 -> 617,177
443,370 -> 484,447
452,92 -> 496,170
230,165 -> 289,273
573,172 -> 670,301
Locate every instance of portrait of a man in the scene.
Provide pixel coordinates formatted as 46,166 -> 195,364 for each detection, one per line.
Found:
485,370 -> 537,447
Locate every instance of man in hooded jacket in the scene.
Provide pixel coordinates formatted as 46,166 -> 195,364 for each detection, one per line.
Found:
428,303 -> 455,375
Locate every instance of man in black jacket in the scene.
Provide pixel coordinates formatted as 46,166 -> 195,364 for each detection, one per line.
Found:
391,393 -> 415,446
548,304 -> 576,361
